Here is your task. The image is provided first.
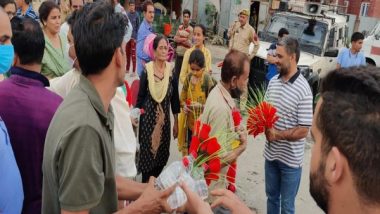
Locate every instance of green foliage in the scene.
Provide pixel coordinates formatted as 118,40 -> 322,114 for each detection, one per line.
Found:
205,2 -> 217,28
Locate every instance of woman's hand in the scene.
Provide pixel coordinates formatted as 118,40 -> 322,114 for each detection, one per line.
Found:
183,105 -> 191,114
173,118 -> 178,139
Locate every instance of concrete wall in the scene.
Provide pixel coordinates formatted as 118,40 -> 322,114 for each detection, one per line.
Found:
358,16 -> 380,34
346,14 -> 380,37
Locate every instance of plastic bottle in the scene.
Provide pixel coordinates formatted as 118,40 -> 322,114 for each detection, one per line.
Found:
155,156 -> 209,209
130,108 -> 144,120
155,161 -> 184,190
194,179 -> 208,200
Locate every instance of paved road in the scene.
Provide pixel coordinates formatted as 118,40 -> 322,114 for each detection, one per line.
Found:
126,44 -> 324,214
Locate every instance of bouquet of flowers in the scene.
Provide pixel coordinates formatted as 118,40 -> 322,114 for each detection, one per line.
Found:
157,113 -> 246,209
247,86 -> 279,137
188,120 -> 222,185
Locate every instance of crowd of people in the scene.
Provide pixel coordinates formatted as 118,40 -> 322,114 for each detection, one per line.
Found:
0,0 -> 379,214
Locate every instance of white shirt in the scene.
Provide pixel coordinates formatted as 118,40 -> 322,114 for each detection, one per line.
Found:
49,69 -> 137,177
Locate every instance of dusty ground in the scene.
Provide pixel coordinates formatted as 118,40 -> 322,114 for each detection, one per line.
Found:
127,44 -> 324,214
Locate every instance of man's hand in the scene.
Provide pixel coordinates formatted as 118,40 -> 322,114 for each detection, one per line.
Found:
183,40 -> 192,47
178,182 -> 213,214
221,128 -> 248,165
265,128 -> 281,142
130,117 -> 139,127
211,189 -> 254,214
126,177 -> 176,214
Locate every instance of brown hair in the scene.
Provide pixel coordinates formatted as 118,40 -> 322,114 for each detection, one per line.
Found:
318,66 -> 380,205
38,0 -> 60,25
221,49 -> 249,83
142,0 -> 153,12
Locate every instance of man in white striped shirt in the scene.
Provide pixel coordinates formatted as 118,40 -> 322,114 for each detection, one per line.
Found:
264,37 -> 313,214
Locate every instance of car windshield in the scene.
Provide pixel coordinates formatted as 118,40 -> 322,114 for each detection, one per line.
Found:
260,14 -> 328,56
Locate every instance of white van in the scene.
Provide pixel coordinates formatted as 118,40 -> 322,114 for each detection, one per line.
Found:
251,4 -> 348,97
362,22 -> 380,67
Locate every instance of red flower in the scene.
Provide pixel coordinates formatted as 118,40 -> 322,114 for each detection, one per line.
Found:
190,151 -> 198,159
206,173 -> 219,186
205,137 -> 220,155
232,107 -> 242,127
198,123 -> 211,141
247,102 -> 279,137
205,158 -> 221,186
226,162 -> 237,183
202,163 -> 209,172
227,183 -> 236,193
207,158 -> 221,175
140,108 -> 145,115
193,120 -> 201,136
186,98 -> 191,106
182,156 -> 190,167
260,102 -> 279,128
199,141 -> 208,153
189,136 -> 200,155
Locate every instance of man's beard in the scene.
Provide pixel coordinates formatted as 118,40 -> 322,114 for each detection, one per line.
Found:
278,62 -> 290,77
310,159 -> 330,213
230,87 -> 242,99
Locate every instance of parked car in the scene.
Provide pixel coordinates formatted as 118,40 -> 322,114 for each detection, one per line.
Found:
250,2 -> 349,98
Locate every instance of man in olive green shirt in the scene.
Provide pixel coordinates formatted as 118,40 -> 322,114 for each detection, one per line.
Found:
42,2 -> 174,214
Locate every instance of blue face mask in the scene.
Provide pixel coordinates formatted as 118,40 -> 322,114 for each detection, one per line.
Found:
0,44 -> 14,74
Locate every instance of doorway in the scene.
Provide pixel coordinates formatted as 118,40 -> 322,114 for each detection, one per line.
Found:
250,1 -> 260,30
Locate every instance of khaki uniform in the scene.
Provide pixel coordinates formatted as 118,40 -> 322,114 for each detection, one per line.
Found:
228,21 -> 260,60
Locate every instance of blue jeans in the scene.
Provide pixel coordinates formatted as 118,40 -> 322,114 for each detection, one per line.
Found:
265,160 -> 302,214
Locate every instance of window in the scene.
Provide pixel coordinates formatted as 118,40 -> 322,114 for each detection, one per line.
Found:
360,2 -> 370,17
328,29 -> 335,48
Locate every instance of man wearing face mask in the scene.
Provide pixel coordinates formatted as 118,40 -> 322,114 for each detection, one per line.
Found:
0,16 -> 63,214
0,8 -> 24,214
264,37 -> 313,214
201,49 -> 249,213
228,9 -> 260,110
